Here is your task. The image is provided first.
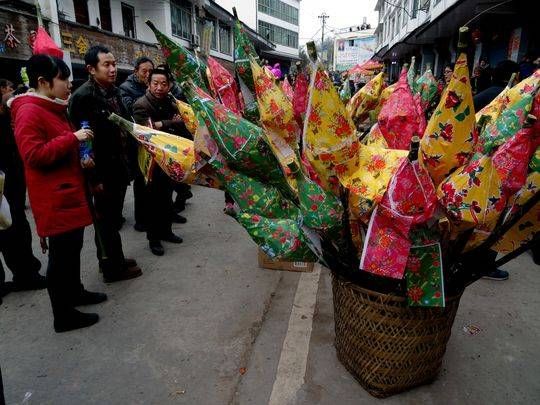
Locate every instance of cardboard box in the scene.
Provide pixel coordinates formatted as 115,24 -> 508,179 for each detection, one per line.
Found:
257,248 -> 315,273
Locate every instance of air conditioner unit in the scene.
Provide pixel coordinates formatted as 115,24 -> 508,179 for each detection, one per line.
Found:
191,33 -> 200,47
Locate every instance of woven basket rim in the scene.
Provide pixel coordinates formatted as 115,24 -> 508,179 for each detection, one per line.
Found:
332,271 -> 463,304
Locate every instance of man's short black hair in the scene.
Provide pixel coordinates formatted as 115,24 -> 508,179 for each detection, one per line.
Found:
493,60 -> 519,85
149,64 -> 172,83
84,45 -> 111,68
134,56 -> 154,70
26,54 -> 71,89
0,79 -> 14,89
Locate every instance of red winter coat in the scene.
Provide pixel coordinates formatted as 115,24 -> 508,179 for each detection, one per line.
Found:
10,93 -> 92,237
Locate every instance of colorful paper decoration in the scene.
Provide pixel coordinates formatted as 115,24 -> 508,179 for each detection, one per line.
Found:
236,213 -> 318,261
406,228 -> 445,307
346,72 -> 385,124
303,62 -> 359,195
146,20 -> 210,93
420,52 -> 476,185
207,56 -> 242,115
361,156 -> 437,279
378,69 -> 426,150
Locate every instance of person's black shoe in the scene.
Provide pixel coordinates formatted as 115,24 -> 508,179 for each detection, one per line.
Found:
0,281 -> 13,298
482,269 -> 509,281
161,233 -> 183,244
173,201 -> 186,213
73,290 -> 108,306
12,274 -> 47,291
134,223 -> 147,232
54,310 -> 99,333
532,245 -> 540,265
124,258 -> 138,268
103,266 -> 143,283
172,213 -> 187,224
149,240 -> 165,256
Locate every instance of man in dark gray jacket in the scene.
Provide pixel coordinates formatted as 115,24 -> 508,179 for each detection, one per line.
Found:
119,56 -> 154,117
119,57 -> 154,231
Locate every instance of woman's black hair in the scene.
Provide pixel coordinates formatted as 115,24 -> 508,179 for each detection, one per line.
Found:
26,54 -> 70,89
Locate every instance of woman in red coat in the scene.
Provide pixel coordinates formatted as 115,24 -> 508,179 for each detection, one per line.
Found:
10,55 -> 106,332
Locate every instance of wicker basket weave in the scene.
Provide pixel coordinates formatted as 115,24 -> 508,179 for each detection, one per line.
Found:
332,273 -> 462,398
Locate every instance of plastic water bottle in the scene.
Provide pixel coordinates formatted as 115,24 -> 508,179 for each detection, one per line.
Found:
79,120 -> 93,161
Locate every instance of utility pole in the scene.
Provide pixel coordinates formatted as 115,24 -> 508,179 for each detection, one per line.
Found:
318,12 -> 329,66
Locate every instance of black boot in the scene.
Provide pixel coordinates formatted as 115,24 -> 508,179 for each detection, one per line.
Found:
73,290 -> 108,306
149,240 -> 165,256
12,273 -> 47,291
54,309 -> 99,333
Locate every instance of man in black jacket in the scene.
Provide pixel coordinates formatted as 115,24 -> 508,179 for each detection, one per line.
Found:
68,45 -> 142,282
132,67 -> 186,256
1,82 -> 44,297
119,57 -> 154,232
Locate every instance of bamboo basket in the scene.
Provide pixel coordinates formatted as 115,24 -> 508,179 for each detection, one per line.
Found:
332,273 -> 462,398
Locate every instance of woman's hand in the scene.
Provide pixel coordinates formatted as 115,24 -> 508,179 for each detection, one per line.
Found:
80,157 -> 95,169
74,128 -> 93,141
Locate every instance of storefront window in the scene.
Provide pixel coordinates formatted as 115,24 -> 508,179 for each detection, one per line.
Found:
171,0 -> 192,40
219,25 -> 231,55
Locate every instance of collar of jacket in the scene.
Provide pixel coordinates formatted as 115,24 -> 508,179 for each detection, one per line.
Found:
89,77 -> 119,99
145,89 -> 172,106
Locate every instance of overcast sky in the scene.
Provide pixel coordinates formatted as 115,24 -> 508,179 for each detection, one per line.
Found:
299,0 -> 379,46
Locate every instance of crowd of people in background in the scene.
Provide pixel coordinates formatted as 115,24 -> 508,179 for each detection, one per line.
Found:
0,46 -> 193,335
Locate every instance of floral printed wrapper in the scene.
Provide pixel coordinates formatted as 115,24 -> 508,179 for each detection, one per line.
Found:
492,122 -> 537,197
420,53 -> 476,185
207,56 -> 242,115
213,160 -> 299,219
438,155 -> 505,229
108,113 -> 221,187
476,69 -> 540,123
378,69 -> 426,150
251,58 -> 300,149
185,83 -> 291,195
176,100 -> 198,136
373,81 -> 397,120
339,81 -> 352,103
233,17 -> 260,123
346,72 -> 385,124
360,205 -> 414,278
236,213 -> 319,261
407,57 -> 417,93
282,77 -> 294,101
361,159 -> 438,279
478,91 -> 536,155
361,123 -> 389,148
531,147 -> 540,173
291,162 -> 344,232
233,17 -> 259,93
349,218 -> 364,258
415,69 -> 439,111
146,20 -> 210,92
340,145 -> 407,222
303,63 -> 359,195
406,227 -> 445,307
493,171 -> 540,254
293,72 -> 309,128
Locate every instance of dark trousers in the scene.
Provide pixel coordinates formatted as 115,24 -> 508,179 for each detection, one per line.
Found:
133,173 -> 148,227
46,227 -> 85,319
147,167 -> 173,241
0,164 -> 41,286
173,183 -> 191,207
93,182 -> 127,276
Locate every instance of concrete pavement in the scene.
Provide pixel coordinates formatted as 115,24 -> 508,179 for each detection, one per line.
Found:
1,185 -> 539,404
